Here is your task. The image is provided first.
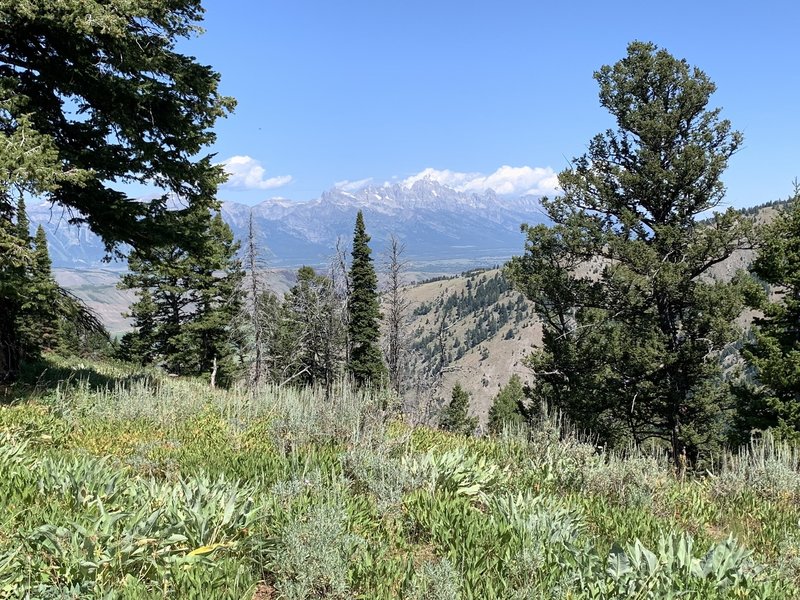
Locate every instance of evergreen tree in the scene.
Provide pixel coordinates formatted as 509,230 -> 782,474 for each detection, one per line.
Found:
507,42 -> 750,462
488,374 -> 527,434
7,199 -> 59,361
18,225 -> 60,353
14,197 -> 30,243
117,290 -> 158,365
120,211 -> 243,383
0,0 -> 234,380
439,383 -> 477,435
280,266 -> 346,389
180,212 -> 243,384
0,199 -> 32,377
735,187 -> 800,441
347,211 -> 385,386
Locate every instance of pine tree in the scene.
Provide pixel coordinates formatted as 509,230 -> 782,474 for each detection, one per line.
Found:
11,201 -> 59,360
507,42 -> 750,462
439,383 -> 477,435
117,289 -> 158,365
120,211 -> 243,384
281,266 -> 346,389
1,0 -> 234,380
181,212 -> 244,385
488,374 -> 527,434
0,199 -> 31,378
15,197 -> 30,243
19,225 -> 60,353
347,211 -> 386,386
735,186 -> 800,441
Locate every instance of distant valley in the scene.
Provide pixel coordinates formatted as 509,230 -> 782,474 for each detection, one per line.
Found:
37,188 -> 777,426
35,179 -> 548,336
30,179 -> 548,272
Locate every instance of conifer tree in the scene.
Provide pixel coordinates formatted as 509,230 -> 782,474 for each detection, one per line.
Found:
279,266 -> 346,389
439,383 -> 477,435
180,212 -> 243,383
120,211 -> 243,383
488,374 -> 527,434
507,42 -> 751,462
19,225 -> 60,352
1,0 -> 234,380
347,211 -> 385,386
0,199 -> 31,376
15,197 -> 30,243
7,199 -> 58,360
735,187 -> 800,441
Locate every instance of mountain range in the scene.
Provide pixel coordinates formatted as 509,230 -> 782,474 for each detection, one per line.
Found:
28,179 -> 548,272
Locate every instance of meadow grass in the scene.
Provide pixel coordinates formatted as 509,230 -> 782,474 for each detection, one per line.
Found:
1,356 -> 799,598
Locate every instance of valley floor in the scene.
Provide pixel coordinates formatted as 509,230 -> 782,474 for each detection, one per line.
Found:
1,356 -> 799,598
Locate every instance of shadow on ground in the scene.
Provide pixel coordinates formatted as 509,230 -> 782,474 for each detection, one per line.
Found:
1,355 -> 154,404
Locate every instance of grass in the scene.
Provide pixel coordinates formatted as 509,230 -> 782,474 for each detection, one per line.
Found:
1,355 -> 799,598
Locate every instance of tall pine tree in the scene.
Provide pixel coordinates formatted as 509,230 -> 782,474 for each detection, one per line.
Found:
347,211 -> 385,386
18,225 -> 60,353
507,42 -> 750,463
0,198 -> 32,376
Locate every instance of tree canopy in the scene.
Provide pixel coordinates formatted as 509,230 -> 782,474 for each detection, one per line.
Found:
735,187 -> 800,441
0,0 -> 233,379
348,211 -> 385,386
507,42 -> 751,462
0,0 -> 234,251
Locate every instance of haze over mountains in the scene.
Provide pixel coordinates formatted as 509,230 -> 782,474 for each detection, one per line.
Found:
28,179 -> 548,272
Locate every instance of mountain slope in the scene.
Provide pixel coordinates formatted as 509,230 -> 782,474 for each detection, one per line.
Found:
29,180 -> 548,271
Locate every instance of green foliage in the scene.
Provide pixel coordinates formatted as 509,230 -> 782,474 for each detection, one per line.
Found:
507,41 -> 751,462
16,224 -> 60,355
272,265 -> 346,388
488,374 -> 527,434
268,503 -> 361,599
348,210 -> 386,386
409,271 -> 529,374
439,383 -> 477,435
735,188 -> 800,442
0,0 -> 234,381
0,0 -> 234,251
119,211 -> 243,384
1,357 -> 799,597
0,199 -> 108,377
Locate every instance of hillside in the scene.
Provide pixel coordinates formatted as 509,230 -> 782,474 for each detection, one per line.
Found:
398,201 -> 789,426
398,269 -> 540,426
1,356 -> 797,598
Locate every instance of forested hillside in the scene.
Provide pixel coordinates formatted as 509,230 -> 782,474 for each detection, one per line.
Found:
2,3 -> 800,598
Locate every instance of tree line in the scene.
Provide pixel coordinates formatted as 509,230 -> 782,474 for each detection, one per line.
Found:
117,208 -> 390,392
1,3 -> 798,466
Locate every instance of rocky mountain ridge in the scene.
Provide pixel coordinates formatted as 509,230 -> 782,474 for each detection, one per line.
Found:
29,179 -> 548,272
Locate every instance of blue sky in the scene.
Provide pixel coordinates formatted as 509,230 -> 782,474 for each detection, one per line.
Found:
189,1 -> 799,208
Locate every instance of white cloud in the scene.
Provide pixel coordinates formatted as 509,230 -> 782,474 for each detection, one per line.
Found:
334,177 -> 373,191
402,165 -> 559,196
220,156 -> 292,191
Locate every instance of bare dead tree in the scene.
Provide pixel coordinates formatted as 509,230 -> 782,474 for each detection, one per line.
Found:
331,236 -> 351,365
240,211 -> 269,388
381,234 -> 411,395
